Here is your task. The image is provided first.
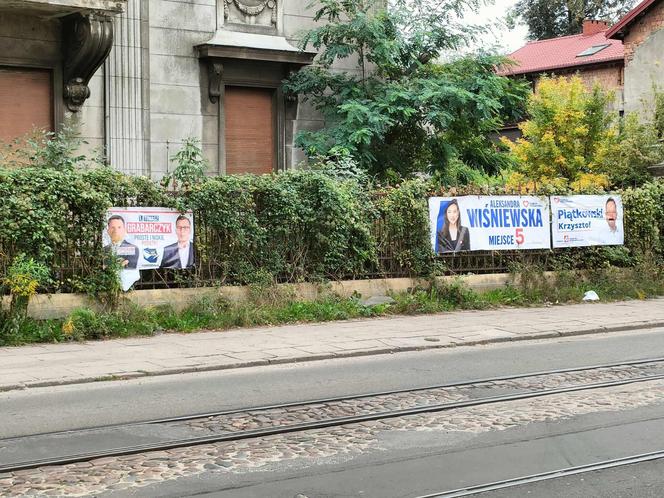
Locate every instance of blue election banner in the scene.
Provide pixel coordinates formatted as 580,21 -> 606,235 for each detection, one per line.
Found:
551,195 -> 624,248
429,196 -> 551,253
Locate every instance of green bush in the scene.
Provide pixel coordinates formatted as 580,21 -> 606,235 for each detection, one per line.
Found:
1,133 -> 664,301
622,179 -> 664,261
65,308 -> 106,340
374,179 -> 433,275
185,171 -> 377,283
1,254 -> 51,339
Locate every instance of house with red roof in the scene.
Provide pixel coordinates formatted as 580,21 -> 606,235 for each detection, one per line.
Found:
498,20 -> 625,139
501,20 -> 625,103
607,0 -> 664,114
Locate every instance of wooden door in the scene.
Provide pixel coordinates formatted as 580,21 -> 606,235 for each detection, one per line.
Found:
0,67 -> 53,143
224,86 -> 275,175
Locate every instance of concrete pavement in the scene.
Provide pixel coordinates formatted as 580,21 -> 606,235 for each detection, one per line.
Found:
2,298 -> 664,392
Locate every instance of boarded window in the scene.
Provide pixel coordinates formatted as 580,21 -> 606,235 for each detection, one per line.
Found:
0,67 -> 53,143
225,86 -> 275,175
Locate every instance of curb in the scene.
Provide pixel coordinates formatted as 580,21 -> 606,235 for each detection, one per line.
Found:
2,321 -> 664,393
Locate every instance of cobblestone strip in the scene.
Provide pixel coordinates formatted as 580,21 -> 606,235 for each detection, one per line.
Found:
2,379 -> 664,496
182,361 -> 664,434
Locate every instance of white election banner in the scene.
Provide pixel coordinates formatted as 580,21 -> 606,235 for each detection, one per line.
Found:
551,195 -> 624,248
429,196 -> 551,253
102,208 -> 195,290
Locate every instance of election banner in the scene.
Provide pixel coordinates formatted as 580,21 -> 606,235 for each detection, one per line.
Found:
429,196 -> 551,253
102,208 -> 195,291
551,195 -> 624,248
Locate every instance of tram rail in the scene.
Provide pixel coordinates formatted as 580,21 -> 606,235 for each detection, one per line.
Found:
3,356 -> 664,474
417,448 -> 664,497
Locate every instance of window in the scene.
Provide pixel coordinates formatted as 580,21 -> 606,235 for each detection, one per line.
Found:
576,44 -> 610,57
0,67 -> 53,143
224,86 -> 275,175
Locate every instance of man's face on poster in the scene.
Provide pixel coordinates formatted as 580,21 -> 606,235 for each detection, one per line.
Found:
107,218 -> 126,244
605,200 -> 617,231
176,218 -> 191,245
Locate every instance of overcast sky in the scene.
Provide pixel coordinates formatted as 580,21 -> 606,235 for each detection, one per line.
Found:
462,0 -> 529,54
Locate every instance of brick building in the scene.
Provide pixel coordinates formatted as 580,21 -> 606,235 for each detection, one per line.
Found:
607,0 -> 664,114
500,20 -> 625,102
497,20 -> 625,139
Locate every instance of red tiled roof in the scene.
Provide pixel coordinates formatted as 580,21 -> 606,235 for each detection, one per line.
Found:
607,0 -> 659,39
499,30 -> 624,76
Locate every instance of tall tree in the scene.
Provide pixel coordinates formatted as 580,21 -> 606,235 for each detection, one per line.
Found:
285,0 -> 530,177
509,0 -> 637,40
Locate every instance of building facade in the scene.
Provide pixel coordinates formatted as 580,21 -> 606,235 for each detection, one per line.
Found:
0,1 -> 359,178
501,20 -> 625,103
497,20 -> 625,140
607,0 -> 664,115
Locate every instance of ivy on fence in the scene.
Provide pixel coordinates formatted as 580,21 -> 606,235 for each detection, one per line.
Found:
0,165 -> 662,300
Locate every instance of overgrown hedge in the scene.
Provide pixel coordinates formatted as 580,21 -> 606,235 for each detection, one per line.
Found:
0,168 -> 434,294
184,172 -> 379,282
1,165 -> 662,298
622,181 -> 664,260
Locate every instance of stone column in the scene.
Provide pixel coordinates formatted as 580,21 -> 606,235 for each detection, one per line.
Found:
104,0 -> 150,176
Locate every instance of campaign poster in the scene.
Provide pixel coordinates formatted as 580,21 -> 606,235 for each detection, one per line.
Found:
102,208 -> 195,291
551,195 -> 624,248
429,196 -> 551,253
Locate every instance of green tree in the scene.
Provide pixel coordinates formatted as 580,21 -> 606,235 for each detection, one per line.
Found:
602,113 -> 661,187
285,0 -> 530,178
508,0 -> 637,41
502,76 -> 616,192
599,90 -> 664,188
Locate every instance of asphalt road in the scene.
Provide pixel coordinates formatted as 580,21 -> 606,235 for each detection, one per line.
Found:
5,327 -> 664,497
481,458 -> 664,498
3,327 -> 664,438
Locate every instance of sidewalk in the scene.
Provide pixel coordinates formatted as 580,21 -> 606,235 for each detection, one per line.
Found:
2,298 -> 664,392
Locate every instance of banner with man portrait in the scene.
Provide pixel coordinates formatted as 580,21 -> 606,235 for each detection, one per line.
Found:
103,208 -> 195,291
429,196 -> 551,253
551,195 -> 624,248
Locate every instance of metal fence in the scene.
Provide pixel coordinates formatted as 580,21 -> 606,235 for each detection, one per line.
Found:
129,250 -> 566,291
0,207 -> 639,295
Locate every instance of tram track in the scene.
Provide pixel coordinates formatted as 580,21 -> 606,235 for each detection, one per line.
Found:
417,448 -> 664,497
3,356 -> 664,475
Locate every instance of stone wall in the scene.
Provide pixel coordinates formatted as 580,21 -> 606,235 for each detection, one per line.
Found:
147,0 -> 217,179
8,273 -> 518,320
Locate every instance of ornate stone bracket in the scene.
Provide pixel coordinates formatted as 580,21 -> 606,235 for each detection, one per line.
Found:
62,13 -> 114,112
208,61 -> 224,103
283,67 -> 299,120
224,0 -> 277,26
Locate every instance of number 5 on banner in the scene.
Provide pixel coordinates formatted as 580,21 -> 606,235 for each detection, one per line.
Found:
515,228 -> 524,245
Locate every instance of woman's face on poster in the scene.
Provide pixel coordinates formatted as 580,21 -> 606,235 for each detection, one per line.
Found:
446,203 -> 459,226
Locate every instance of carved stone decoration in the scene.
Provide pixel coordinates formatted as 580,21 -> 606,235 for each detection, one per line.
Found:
283,68 -> 299,120
208,61 -> 224,103
62,13 -> 114,112
224,0 -> 277,27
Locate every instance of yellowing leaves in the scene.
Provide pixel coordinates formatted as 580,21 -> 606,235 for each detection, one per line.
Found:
502,76 -> 617,192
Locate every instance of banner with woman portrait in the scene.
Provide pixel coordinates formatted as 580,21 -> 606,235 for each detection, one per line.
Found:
429,196 -> 551,253
551,195 -> 624,248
